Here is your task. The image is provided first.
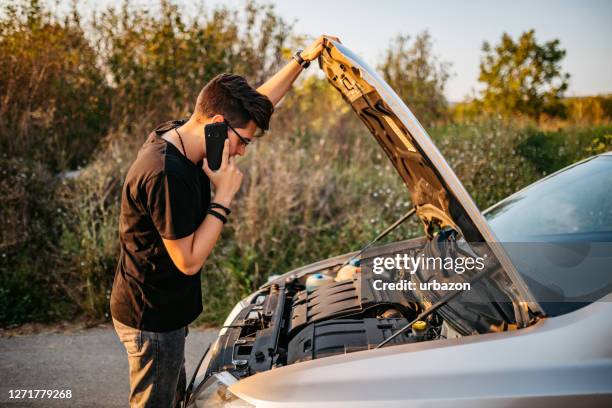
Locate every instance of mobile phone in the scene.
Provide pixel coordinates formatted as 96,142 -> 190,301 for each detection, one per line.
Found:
205,122 -> 228,171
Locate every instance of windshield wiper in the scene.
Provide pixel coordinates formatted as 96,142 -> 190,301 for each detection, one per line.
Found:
334,207 -> 416,274
375,264 -> 495,349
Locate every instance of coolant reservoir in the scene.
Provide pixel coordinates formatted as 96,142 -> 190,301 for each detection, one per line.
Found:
305,273 -> 334,292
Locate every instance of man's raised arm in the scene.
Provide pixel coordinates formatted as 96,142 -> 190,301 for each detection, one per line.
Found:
257,35 -> 340,106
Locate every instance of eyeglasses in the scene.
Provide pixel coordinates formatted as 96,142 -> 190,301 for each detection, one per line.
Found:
224,120 -> 253,147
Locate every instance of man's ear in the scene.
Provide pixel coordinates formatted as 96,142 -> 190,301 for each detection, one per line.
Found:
211,114 -> 224,123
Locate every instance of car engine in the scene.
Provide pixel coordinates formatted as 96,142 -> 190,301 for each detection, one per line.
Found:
204,246 -> 447,380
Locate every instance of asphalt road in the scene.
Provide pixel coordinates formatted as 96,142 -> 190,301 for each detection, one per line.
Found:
0,324 -> 219,407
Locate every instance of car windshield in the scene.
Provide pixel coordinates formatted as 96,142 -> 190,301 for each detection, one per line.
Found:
484,155 -> 612,316
486,155 -> 612,241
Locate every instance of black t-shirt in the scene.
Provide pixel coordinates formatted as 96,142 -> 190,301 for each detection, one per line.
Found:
110,119 -> 210,332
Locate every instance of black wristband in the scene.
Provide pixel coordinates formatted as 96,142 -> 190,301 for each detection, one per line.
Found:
209,202 -> 231,215
207,208 -> 228,224
293,50 -> 311,69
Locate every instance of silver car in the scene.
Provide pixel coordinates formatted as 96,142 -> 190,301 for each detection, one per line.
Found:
185,39 -> 612,407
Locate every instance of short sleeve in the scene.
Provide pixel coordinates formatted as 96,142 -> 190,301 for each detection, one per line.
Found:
145,172 -> 196,240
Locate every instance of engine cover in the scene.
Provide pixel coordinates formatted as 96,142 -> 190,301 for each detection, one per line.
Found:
287,317 -> 413,364
288,274 -> 418,337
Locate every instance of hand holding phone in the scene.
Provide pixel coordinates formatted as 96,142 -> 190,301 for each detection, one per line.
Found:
204,122 -> 228,171
202,138 -> 244,206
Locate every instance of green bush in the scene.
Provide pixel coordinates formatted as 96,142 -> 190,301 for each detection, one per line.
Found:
431,120 -> 541,210
0,157 -> 69,325
517,125 -> 612,175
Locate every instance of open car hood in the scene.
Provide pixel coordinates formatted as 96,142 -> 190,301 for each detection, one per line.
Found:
319,39 -> 543,322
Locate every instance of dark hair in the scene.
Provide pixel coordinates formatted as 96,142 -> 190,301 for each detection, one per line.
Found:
195,73 -> 274,132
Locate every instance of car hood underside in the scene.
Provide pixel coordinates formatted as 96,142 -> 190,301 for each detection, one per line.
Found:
318,39 -> 542,320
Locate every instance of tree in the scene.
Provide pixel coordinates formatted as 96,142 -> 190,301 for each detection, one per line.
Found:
92,0 -> 292,126
0,0 -> 111,171
479,29 -> 570,119
378,31 -> 451,127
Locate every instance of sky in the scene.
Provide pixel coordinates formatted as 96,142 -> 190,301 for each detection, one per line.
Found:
78,0 -> 612,102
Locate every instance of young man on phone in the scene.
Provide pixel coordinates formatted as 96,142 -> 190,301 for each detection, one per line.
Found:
110,35 -> 339,407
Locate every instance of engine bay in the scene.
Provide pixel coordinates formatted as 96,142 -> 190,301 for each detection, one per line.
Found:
204,243 -> 450,380
199,228 -> 531,386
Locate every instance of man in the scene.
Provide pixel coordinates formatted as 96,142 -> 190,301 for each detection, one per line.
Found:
110,35 -> 338,407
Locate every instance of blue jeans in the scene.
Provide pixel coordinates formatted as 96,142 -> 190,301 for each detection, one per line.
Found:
112,317 -> 188,408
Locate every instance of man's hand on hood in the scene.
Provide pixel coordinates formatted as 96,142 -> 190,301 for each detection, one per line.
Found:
301,34 -> 341,62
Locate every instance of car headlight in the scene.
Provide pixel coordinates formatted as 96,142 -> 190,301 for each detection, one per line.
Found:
189,294 -> 258,403
191,372 -> 254,408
